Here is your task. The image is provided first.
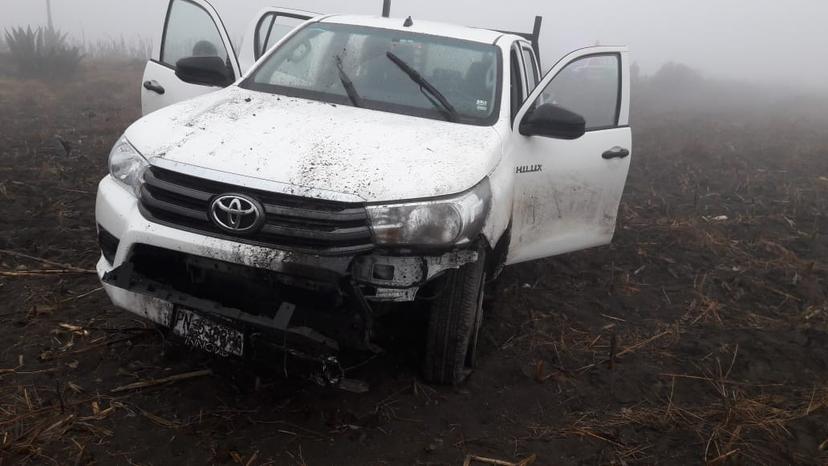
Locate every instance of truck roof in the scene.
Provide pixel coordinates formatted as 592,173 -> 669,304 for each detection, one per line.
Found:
320,15 -> 509,45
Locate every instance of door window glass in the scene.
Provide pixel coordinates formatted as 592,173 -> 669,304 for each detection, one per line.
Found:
161,0 -> 230,71
520,46 -> 539,93
255,14 -> 306,60
510,48 -> 526,121
538,54 -> 620,130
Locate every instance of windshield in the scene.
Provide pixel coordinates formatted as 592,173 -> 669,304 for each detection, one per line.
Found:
241,23 -> 502,126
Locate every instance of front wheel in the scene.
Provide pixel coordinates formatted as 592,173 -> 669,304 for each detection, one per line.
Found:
423,247 -> 487,385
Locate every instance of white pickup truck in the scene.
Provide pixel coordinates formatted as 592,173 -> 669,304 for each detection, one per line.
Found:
96,0 -> 632,385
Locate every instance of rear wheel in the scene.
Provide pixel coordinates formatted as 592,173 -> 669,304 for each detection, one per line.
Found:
423,247 -> 487,385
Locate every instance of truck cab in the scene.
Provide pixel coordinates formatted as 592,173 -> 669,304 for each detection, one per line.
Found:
97,0 -> 632,386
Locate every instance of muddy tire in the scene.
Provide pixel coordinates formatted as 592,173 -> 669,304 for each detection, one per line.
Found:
423,248 -> 487,385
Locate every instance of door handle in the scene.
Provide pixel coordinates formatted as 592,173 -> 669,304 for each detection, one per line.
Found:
143,80 -> 165,95
602,147 -> 630,160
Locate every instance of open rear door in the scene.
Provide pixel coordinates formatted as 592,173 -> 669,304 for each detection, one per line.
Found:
507,46 -> 632,265
141,0 -> 240,115
238,8 -> 317,73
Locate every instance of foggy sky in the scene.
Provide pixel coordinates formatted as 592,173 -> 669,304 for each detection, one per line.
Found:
1,0 -> 826,90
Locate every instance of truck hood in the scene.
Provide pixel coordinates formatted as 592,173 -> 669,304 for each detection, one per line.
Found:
126,87 -> 502,203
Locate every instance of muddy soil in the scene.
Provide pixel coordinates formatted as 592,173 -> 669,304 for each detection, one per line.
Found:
0,62 -> 826,465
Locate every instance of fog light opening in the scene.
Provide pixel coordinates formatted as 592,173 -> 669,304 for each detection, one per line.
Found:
98,226 -> 120,264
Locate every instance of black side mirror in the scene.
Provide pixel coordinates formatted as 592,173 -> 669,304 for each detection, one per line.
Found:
519,103 -> 586,140
175,56 -> 233,87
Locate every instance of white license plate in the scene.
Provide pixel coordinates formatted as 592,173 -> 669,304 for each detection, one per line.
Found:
173,309 -> 244,357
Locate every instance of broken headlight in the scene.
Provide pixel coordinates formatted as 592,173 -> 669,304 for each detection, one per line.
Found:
367,178 -> 491,246
108,135 -> 148,197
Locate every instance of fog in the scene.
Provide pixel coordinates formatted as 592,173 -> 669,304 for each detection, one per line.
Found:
1,0 -> 827,91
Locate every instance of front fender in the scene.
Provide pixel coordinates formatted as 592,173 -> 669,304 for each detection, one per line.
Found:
481,145 -> 514,249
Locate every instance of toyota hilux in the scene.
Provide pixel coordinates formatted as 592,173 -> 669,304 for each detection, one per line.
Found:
96,0 -> 632,385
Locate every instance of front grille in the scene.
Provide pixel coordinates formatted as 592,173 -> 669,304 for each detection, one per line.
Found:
139,166 -> 374,255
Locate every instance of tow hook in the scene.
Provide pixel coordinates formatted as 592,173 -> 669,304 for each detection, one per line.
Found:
312,356 -> 370,394
315,356 -> 345,387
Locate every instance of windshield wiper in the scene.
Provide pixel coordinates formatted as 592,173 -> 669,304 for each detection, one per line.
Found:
386,52 -> 459,123
335,55 -> 362,108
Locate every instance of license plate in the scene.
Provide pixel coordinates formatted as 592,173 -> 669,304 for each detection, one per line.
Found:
173,309 -> 244,357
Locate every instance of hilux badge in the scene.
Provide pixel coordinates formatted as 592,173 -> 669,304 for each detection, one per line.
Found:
516,164 -> 542,174
210,194 -> 264,234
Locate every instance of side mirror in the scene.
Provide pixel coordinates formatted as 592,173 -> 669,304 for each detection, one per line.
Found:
175,56 -> 233,87
519,103 -> 586,140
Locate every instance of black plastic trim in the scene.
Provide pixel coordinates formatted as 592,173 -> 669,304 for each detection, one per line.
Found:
141,186 -> 210,222
144,169 -> 212,201
98,226 -> 120,264
261,224 -> 371,242
263,204 -> 367,222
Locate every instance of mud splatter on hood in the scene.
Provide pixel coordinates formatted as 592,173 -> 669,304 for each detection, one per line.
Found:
126,87 -> 503,202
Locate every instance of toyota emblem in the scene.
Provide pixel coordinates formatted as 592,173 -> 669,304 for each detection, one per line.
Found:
209,194 -> 265,234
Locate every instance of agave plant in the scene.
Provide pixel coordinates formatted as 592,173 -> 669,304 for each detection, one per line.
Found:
4,26 -> 83,78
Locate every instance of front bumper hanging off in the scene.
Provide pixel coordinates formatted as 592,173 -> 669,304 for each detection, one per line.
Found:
99,243 -> 479,386
96,175 -> 481,385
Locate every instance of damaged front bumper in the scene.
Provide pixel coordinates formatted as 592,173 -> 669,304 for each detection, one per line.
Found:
96,176 -> 480,382
352,249 -> 478,301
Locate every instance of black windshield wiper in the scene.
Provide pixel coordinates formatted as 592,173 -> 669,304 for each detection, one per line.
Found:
335,55 -> 362,108
386,52 -> 459,122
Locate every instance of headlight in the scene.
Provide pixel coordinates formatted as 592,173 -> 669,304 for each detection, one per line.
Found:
367,178 -> 491,246
108,135 -> 148,197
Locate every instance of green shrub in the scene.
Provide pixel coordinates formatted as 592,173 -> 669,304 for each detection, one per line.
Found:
4,26 -> 83,78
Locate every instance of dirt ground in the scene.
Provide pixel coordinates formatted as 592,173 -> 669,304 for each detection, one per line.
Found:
0,61 -> 826,465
